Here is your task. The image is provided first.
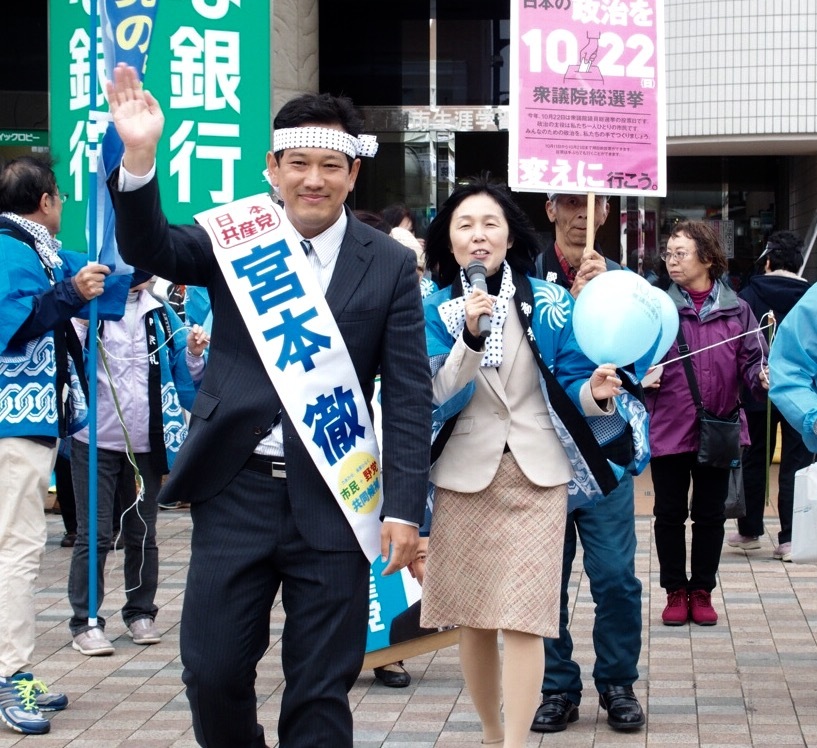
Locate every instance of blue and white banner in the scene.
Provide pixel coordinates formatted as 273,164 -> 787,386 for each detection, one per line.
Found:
93,0 -> 160,273
367,557 -> 421,652
195,194 -> 385,561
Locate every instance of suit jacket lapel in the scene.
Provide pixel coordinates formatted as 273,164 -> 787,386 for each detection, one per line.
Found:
498,310 -> 524,388
324,213 -> 375,317
480,366 -> 504,404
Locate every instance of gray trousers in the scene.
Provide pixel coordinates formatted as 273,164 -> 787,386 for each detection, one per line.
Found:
67,439 -> 162,634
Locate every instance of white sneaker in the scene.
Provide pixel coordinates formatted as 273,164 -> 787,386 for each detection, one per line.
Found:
726,532 -> 761,550
128,618 -> 162,645
773,542 -> 792,562
72,627 -> 114,656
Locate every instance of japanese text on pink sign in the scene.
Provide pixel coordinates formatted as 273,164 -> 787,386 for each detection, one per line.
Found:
510,0 -> 666,197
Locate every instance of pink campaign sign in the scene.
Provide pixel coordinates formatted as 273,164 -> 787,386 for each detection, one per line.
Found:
509,0 -> 666,197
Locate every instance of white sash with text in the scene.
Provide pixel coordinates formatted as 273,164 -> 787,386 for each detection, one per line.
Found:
196,194 -> 383,561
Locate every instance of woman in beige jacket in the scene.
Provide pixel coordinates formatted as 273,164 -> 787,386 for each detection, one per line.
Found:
421,177 -> 624,747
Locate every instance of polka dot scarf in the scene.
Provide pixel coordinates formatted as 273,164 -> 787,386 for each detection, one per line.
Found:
438,261 -> 515,368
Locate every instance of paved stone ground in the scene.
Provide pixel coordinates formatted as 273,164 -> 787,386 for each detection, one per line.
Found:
4,466 -> 817,747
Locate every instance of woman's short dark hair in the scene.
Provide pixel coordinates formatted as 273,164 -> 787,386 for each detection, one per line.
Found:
669,220 -> 727,283
381,203 -> 412,231
272,92 -> 364,168
0,155 -> 58,215
424,174 -> 541,288
353,209 -> 391,235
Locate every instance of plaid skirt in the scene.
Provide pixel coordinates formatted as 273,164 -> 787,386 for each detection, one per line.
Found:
420,452 -> 567,637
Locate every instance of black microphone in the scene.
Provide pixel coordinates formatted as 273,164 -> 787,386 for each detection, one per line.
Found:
465,260 -> 492,339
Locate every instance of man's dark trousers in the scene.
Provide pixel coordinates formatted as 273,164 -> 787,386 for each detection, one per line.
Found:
180,468 -> 370,748
739,406 -> 814,544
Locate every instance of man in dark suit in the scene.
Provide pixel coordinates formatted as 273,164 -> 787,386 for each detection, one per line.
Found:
105,63 -> 432,748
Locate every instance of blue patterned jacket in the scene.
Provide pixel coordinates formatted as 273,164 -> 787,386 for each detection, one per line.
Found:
0,220 -> 128,439
425,273 -> 649,510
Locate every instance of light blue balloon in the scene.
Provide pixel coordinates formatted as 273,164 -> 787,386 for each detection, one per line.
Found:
572,270 -> 661,367
650,287 -> 680,366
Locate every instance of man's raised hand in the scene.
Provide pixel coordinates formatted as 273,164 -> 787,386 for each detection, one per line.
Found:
571,248 -> 607,297
106,63 -> 164,176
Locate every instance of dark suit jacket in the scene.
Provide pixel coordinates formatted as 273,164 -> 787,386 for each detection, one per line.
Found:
108,174 -> 432,552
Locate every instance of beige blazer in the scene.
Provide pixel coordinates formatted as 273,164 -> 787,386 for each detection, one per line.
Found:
430,309 -> 612,493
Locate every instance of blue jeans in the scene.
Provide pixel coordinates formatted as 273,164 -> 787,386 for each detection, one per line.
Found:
67,440 -> 162,634
542,473 -> 642,705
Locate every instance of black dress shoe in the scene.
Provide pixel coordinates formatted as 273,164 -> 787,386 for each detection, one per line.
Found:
373,662 -> 411,688
60,532 -> 77,548
598,685 -> 645,730
530,693 -> 579,733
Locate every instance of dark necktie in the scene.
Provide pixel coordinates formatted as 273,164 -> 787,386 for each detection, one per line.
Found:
301,239 -> 312,256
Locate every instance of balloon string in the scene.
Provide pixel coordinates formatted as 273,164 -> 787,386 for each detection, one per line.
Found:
751,311 -> 775,371
763,312 -> 777,507
659,319 -> 775,369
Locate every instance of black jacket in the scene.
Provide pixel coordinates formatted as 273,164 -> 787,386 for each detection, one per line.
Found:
739,272 -> 811,410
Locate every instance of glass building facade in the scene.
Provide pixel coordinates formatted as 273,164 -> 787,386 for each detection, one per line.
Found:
4,0 -> 817,279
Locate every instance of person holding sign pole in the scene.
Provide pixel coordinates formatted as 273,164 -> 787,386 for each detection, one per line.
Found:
421,176 -> 626,747
530,191 -> 647,733
67,275 -> 207,657
105,64 -> 432,748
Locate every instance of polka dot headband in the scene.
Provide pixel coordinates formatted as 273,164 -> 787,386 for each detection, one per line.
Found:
272,126 -> 379,158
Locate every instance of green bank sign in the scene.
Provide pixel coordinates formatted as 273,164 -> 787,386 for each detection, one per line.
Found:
48,0 -> 271,253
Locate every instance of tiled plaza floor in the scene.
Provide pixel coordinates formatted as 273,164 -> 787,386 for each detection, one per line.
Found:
4,466 -> 817,747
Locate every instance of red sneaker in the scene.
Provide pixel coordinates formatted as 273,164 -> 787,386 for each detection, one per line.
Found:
661,589 -> 689,626
689,590 -> 718,625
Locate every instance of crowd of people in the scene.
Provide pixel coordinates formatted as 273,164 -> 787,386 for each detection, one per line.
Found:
0,69 -> 815,748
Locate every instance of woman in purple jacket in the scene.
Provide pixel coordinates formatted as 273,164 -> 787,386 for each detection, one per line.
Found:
646,221 -> 766,627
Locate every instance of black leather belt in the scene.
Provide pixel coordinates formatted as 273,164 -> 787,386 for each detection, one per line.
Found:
244,454 -> 286,479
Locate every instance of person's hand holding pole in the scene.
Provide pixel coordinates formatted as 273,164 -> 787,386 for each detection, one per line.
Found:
570,192 -> 606,298
72,262 -> 111,301
571,246 -> 607,297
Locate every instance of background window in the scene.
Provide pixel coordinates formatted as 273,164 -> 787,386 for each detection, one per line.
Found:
319,0 -> 430,106
437,0 -> 509,106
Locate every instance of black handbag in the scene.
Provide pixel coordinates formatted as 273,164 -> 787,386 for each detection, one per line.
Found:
677,327 -> 742,470
697,407 -> 742,469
